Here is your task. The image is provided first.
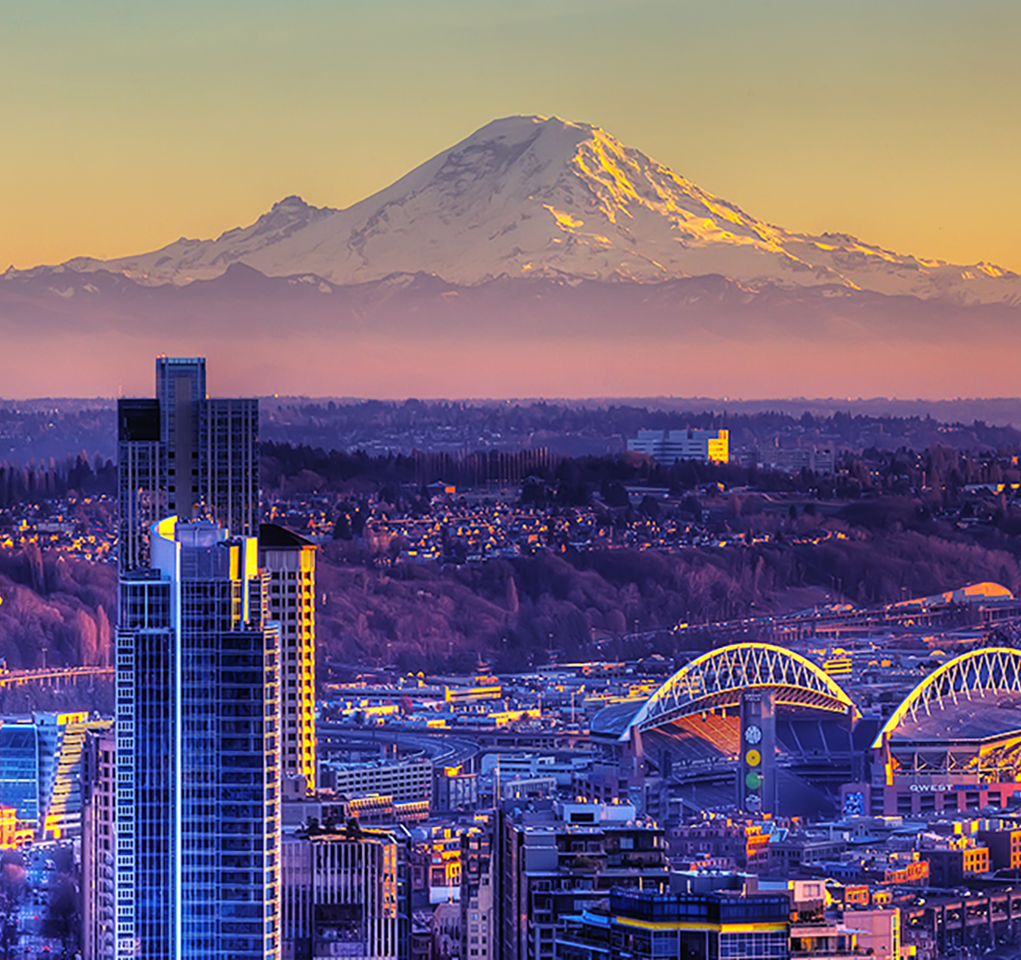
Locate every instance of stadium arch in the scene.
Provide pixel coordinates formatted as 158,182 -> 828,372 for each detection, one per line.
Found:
620,642 -> 858,743
871,646 -> 1021,749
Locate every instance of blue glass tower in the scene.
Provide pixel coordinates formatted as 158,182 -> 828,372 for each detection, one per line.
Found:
116,517 -> 280,959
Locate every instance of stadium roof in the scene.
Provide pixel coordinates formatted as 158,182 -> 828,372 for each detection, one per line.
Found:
887,692 -> 1021,743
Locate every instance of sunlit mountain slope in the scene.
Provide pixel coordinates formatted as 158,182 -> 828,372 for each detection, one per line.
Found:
23,115 -> 1020,305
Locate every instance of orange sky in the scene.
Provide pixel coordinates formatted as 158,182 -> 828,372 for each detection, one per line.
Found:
2,0 -> 1020,275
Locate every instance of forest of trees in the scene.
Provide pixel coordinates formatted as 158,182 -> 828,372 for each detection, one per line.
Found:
313,494 -> 1021,672
260,398 -> 1021,455
0,453 -> 116,508
0,544 -> 115,670
8,435 -> 1021,675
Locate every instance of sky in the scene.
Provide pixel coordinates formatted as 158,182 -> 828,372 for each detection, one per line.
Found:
3,0 -> 1021,274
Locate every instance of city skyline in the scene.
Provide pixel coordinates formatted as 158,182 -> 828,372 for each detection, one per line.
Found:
4,4 -> 1021,956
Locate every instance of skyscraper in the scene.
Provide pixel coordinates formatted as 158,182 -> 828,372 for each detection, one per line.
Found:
156,356 -> 207,523
118,357 -> 259,572
259,524 -> 317,787
203,397 -> 260,537
117,398 -> 162,572
116,516 -> 281,960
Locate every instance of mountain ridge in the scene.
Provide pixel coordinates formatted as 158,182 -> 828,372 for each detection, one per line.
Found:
9,115 -> 1020,305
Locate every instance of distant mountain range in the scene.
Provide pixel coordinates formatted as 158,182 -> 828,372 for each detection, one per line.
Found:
3,115 -> 1020,399
11,115 -> 1021,302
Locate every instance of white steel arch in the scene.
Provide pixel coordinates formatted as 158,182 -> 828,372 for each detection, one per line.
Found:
872,646 -> 1021,748
621,642 -> 857,742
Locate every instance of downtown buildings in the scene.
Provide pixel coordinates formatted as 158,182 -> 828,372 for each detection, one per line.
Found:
110,357 -> 313,959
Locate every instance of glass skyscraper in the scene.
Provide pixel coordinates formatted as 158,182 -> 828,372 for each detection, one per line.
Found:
116,517 -> 281,959
119,357 -> 259,572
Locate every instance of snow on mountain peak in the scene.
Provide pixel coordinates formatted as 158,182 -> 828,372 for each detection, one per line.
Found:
46,115 -> 1021,303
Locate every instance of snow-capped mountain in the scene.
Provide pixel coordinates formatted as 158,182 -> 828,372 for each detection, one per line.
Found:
24,115 -> 1021,304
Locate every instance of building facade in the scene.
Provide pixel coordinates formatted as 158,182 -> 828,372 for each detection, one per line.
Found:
0,711 -> 109,840
557,888 -> 790,960
260,524 -> 317,787
461,816 -> 497,960
115,517 -> 281,960
498,800 -> 668,960
119,357 -> 259,572
83,729 -> 116,960
626,429 -> 729,464
282,823 -> 406,960
320,757 -> 434,808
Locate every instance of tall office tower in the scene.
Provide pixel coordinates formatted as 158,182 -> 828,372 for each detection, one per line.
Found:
0,712 -> 110,840
259,524 -> 317,787
118,357 -> 259,575
118,399 -> 163,572
83,729 -> 116,960
203,398 -> 260,537
156,356 -> 207,522
116,516 -> 281,960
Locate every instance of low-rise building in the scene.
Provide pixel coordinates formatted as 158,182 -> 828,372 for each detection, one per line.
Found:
558,887 -> 789,960
282,821 -> 410,960
626,429 -> 729,465
320,756 -> 434,808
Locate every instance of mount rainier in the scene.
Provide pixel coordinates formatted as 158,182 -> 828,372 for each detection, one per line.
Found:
16,114 -> 1020,305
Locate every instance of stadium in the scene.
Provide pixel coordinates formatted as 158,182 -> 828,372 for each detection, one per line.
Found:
589,643 -> 1021,820
866,647 -> 1021,817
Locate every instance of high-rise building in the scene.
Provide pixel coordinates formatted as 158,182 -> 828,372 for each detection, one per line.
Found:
259,524 -> 317,787
0,711 -> 110,840
156,356 -> 206,523
118,357 -> 259,572
115,516 -> 281,960
498,800 -> 668,960
117,399 -> 163,572
204,398 -> 260,536
83,728 -> 116,960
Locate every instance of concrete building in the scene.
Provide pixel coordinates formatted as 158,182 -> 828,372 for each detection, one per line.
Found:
498,800 -> 668,960
461,816 -> 496,960
977,820 -> 1021,870
115,517 -> 280,960
260,524 -> 317,787
847,908 -> 901,960
626,429 -> 729,464
82,728 -> 116,960
768,447 -> 836,475
918,834 -> 991,887
320,757 -> 434,808
282,821 -> 409,960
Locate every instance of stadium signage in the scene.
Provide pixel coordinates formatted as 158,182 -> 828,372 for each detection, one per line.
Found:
908,783 -> 989,792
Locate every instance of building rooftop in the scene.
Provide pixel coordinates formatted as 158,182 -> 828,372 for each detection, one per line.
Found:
259,523 -> 314,548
